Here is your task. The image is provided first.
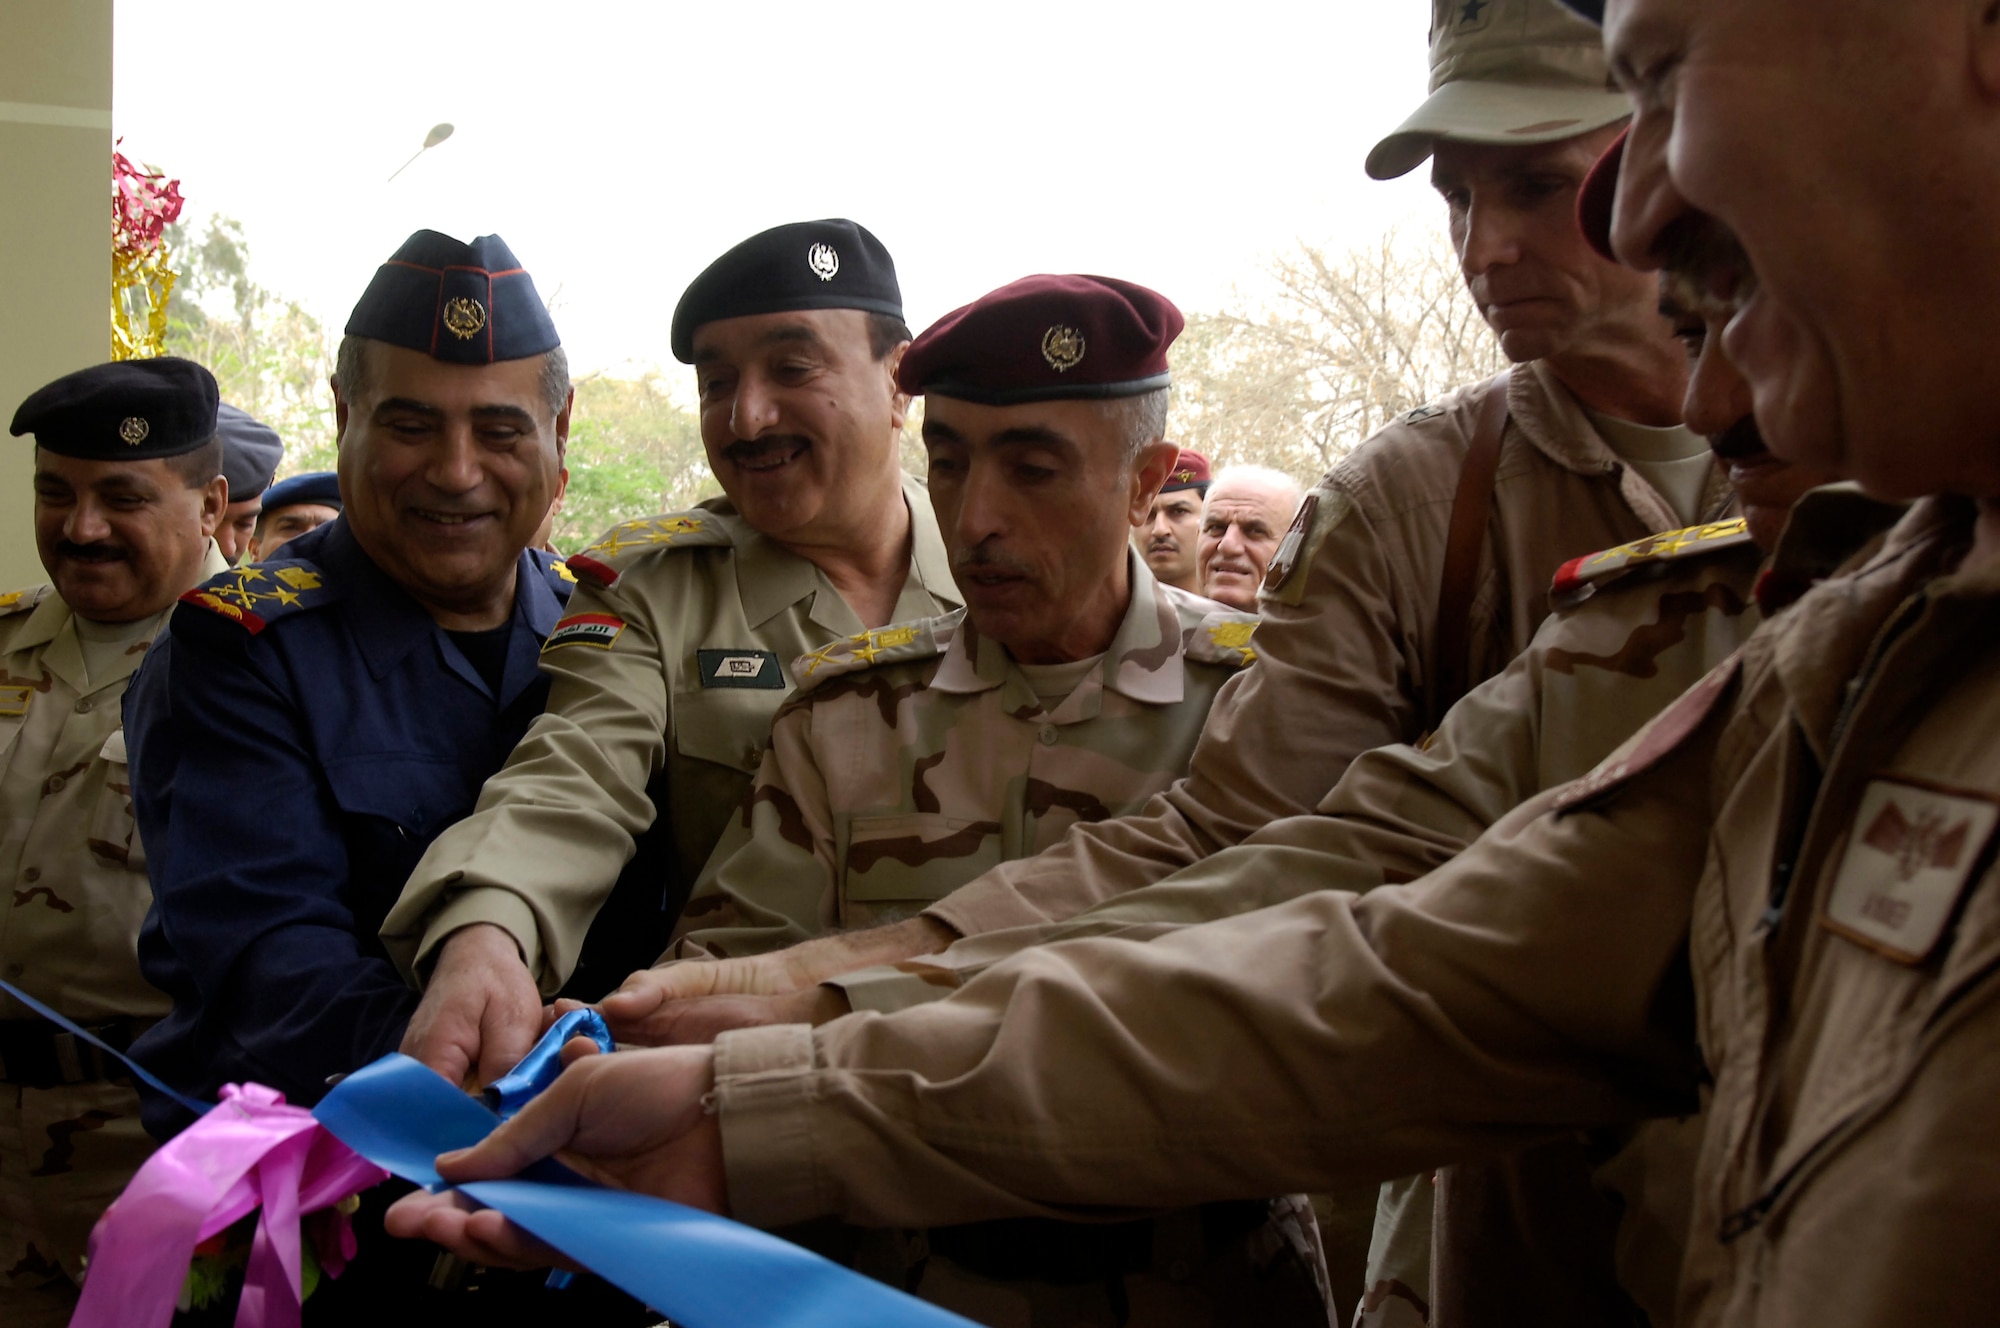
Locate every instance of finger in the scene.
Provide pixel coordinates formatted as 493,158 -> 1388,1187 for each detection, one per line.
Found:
384,1186 -> 474,1240
402,1018 -> 473,1088
436,1063 -> 590,1182
475,992 -> 543,1087
599,969 -> 682,1019
457,1208 -> 581,1271
558,1034 -> 604,1066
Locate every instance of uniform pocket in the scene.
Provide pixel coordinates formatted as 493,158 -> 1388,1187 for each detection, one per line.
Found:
87,729 -> 144,873
838,812 -> 1004,926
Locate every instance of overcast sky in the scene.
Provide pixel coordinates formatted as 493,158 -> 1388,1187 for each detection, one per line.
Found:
113,1 -> 1440,378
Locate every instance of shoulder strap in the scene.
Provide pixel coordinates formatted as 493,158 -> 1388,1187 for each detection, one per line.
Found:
1428,370 -> 1512,730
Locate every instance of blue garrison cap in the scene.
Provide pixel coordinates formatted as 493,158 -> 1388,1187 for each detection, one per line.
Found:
11,357 -> 219,460
670,219 -> 903,363
217,403 -> 283,500
260,470 -> 342,513
345,230 -> 560,365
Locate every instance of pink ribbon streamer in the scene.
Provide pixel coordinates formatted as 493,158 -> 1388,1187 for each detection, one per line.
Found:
71,1083 -> 387,1328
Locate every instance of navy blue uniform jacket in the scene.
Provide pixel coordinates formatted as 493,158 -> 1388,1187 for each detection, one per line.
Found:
124,518 -> 572,1136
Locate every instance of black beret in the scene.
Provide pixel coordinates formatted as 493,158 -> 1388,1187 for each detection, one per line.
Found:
217,403 -> 284,501
10,357 -> 219,460
899,274 -> 1182,405
670,219 -> 903,364
346,230 -> 560,365
1557,0 -> 1602,22
260,470 -> 342,513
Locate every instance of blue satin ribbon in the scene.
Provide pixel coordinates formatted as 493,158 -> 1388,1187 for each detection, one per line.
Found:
314,1051 -> 977,1328
481,1007 -> 613,1120
0,976 -> 209,1117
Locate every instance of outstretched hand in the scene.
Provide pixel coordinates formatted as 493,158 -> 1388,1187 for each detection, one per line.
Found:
400,923 -> 544,1089
384,1041 -> 725,1268
596,986 -> 849,1046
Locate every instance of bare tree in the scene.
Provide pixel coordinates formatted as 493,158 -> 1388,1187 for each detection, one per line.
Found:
1168,221 -> 1506,485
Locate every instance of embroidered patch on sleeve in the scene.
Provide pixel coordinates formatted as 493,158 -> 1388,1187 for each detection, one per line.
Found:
1822,777 -> 2000,963
545,613 -> 627,651
697,648 -> 785,689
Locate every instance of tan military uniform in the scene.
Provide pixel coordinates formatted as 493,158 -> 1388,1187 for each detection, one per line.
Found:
670,555 -> 1258,959
0,544 -> 226,1324
922,359 -> 1730,941
707,494 -> 2000,1326
382,475 -> 961,990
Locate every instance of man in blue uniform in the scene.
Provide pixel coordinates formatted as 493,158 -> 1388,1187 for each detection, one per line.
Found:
124,229 -> 575,1131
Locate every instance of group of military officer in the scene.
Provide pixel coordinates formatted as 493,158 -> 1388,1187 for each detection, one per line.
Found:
5,0 -> 1997,1324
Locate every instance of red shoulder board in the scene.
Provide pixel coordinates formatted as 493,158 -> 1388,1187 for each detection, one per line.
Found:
566,553 -> 618,589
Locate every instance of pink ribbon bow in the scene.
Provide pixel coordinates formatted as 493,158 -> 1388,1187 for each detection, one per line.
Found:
72,1083 -> 387,1328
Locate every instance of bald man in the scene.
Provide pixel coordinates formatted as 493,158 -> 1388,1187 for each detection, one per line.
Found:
1198,465 -> 1303,611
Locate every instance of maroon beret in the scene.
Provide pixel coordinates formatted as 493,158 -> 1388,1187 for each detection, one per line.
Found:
1160,448 -> 1211,493
900,274 -> 1183,405
1577,125 -> 1627,263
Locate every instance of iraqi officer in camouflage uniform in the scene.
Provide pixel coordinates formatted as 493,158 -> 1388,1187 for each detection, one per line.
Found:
648,273 -> 1327,1328
0,357 -> 228,1327
382,220 -> 962,1090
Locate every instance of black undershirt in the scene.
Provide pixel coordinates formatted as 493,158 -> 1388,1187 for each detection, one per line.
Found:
446,622 -> 513,694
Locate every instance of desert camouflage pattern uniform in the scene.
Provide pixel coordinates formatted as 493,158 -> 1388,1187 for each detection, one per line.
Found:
0,543 -> 226,1327
380,475 -> 961,994
707,490 -> 1989,1328
668,553 -> 1260,960
814,490 -> 1902,1328
677,556 -> 1334,1326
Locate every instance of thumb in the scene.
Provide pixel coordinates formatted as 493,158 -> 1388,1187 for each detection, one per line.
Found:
475,999 -> 542,1088
437,1073 -> 584,1183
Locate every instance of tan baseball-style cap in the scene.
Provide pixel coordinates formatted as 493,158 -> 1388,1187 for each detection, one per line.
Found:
1365,0 -> 1632,181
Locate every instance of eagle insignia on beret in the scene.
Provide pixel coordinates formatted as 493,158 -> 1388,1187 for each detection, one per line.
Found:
119,417 -> 150,445
1041,325 -> 1086,372
442,296 -> 488,340
807,242 -> 840,282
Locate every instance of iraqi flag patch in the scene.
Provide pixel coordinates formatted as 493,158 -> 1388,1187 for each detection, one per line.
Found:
545,613 -> 626,651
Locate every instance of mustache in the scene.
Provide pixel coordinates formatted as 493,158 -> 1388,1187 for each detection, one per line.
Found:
952,547 -> 1035,578
724,435 -> 809,461
1708,414 -> 1768,463
56,541 -> 128,564
1146,535 -> 1181,551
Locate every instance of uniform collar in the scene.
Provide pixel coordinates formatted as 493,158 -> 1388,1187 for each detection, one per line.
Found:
325,518 -> 558,701
1516,360 -> 1733,528
735,471 -> 965,631
929,551 -> 1185,719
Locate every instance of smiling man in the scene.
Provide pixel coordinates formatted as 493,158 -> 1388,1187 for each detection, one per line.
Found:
1197,464 -> 1302,611
0,358 -> 227,1326
124,231 -> 579,1134
381,220 -> 961,1092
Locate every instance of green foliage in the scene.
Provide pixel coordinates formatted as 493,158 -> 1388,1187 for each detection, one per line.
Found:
163,216 -> 340,475
555,371 -> 717,551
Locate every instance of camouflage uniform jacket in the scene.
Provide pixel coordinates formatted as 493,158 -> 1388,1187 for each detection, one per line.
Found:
924,359 -> 1734,939
0,540 -> 228,1023
670,553 -> 1259,960
706,495 -> 2000,1328
381,474 -> 962,993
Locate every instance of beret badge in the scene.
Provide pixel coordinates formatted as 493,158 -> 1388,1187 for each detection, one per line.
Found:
441,295 -> 488,341
119,416 -> 150,445
1041,325 -> 1086,373
806,242 -> 840,282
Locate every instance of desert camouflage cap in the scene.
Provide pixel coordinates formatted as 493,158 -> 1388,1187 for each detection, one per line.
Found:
1365,0 -> 1631,181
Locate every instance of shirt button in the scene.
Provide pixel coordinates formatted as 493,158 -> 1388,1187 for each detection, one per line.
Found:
22,867 -> 40,883
74,699 -> 92,714
46,775 -> 65,794
1038,725 -> 1058,746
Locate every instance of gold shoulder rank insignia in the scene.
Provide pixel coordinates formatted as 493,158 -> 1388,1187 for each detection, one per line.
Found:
568,511 -> 735,588
1186,612 -> 1260,668
793,613 -> 953,693
0,587 -> 37,616
1550,516 -> 1755,607
178,562 -> 330,635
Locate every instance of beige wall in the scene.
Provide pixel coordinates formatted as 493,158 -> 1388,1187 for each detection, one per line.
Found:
0,0 -> 113,589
